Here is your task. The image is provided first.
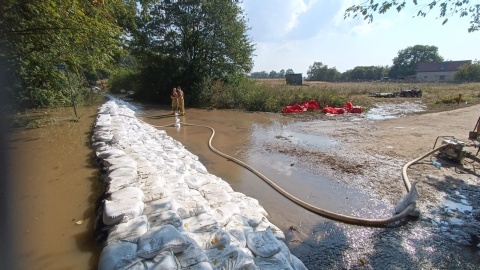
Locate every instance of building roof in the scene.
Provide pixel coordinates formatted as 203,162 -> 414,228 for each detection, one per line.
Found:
417,60 -> 471,72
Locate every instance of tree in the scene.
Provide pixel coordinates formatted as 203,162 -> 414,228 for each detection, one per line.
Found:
250,71 -> 269,78
345,0 -> 480,32
137,0 -> 254,105
388,45 -> 443,79
285,69 -> 295,75
269,70 -> 278,78
307,62 -> 340,81
278,69 -> 285,78
454,61 -> 480,81
0,0 -> 136,107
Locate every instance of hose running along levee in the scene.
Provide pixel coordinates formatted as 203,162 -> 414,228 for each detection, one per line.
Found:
136,113 -> 446,226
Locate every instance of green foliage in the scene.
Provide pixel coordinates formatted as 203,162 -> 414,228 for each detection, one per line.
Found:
198,77 -> 362,112
307,62 -> 341,82
108,69 -> 141,94
344,0 -> 480,32
0,0 -> 135,109
343,66 -> 390,81
388,45 -> 443,79
134,0 -> 254,106
454,61 -> 480,81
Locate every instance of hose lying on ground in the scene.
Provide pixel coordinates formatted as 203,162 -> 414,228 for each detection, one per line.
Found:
132,113 -> 446,226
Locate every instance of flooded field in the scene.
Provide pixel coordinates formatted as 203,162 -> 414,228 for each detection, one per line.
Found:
6,99 -> 480,269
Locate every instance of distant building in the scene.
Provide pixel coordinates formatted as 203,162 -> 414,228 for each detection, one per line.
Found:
416,60 -> 471,81
285,73 -> 303,85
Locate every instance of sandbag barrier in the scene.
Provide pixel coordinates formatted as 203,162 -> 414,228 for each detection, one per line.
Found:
92,100 -> 308,270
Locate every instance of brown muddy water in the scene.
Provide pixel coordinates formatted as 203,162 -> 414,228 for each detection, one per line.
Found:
6,99 -> 379,269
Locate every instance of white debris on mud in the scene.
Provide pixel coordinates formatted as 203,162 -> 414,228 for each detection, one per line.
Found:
92,100 -> 308,270
365,101 -> 426,120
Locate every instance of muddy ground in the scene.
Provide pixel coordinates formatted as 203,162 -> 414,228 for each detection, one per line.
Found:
5,97 -> 480,269
265,102 -> 480,269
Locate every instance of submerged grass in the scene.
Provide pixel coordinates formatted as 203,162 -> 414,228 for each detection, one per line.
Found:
201,78 -> 480,113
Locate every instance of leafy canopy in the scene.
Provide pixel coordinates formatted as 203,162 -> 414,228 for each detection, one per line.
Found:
389,44 -> 443,78
345,0 -> 480,32
0,0 -> 137,108
134,0 -> 254,105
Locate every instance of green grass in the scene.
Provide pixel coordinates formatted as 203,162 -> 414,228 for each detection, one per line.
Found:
199,78 -> 480,113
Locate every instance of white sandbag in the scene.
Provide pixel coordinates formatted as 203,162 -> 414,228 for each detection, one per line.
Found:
199,181 -> 234,194
137,224 -> 191,259
186,229 -> 231,250
192,161 -> 208,174
98,241 -> 137,270
92,141 -> 107,151
106,159 -> 137,173
201,189 -> 232,204
97,149 -> 126,159
183,213 -> 219,233
395,181 -> 420,215
103,199 -> 145,226
255,220 -> 285,241
254,251 -> 294,270
139,173 -> 168,189
184,174 -> 208,190
105,168 -> 138,184
106,181 -> 135,195
210,202 -> 241,227
290,254 -> 308,270
143,251 -> 182,270
183,262 -> 214,270
167,183 -> 195,199
104,156 -> 136,168
94,133 -> 114,142
107,215 -> 149,244
115,256 -> 146,270
109,187 -> 145,202
246,227 -> 281,258
204,246 -> 256,270
176,197 -> 209,219
141,185 -> 169,202
176,234 -> 210,268
137,165 -> 159,178
224,215 -> 254,235
143,197 -> 177,215
228,229 -> 247,248
149,210 -> 183,228
240,208 -> 266,227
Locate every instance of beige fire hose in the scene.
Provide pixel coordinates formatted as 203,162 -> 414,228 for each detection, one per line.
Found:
128,112 -> 447,226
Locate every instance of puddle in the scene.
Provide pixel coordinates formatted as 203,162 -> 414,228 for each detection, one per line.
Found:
365,102 -> 426,120
442,196 -> 473,213
251,121 -> 338,150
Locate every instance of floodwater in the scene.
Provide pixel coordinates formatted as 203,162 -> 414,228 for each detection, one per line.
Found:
8,106 -> 102,270
6,98 -> 479,269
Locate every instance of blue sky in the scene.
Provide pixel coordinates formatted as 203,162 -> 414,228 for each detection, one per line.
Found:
241,0 -> 480,74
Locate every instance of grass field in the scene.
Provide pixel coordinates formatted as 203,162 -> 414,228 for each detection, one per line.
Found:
250,79 -> 480,113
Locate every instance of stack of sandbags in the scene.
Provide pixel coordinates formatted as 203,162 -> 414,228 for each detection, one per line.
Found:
92,99 -> 308,270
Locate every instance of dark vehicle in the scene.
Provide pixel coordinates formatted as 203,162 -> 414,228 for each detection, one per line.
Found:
399,87 -> 422,98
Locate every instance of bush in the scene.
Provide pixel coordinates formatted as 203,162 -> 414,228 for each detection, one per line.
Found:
108,69 -> 140,94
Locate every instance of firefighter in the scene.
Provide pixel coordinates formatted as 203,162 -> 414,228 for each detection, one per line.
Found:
177,86 -> 185,116
170,87 -> 178,114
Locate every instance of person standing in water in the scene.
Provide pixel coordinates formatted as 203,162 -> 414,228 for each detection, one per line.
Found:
170,87 -> 178,114
176,86 -> 185,116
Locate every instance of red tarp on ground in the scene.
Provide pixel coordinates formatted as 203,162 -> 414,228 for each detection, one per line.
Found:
322,102 -> 363,114
282,100 -> 320,113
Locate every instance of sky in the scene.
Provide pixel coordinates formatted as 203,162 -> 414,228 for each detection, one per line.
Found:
241,0 -> 480,74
